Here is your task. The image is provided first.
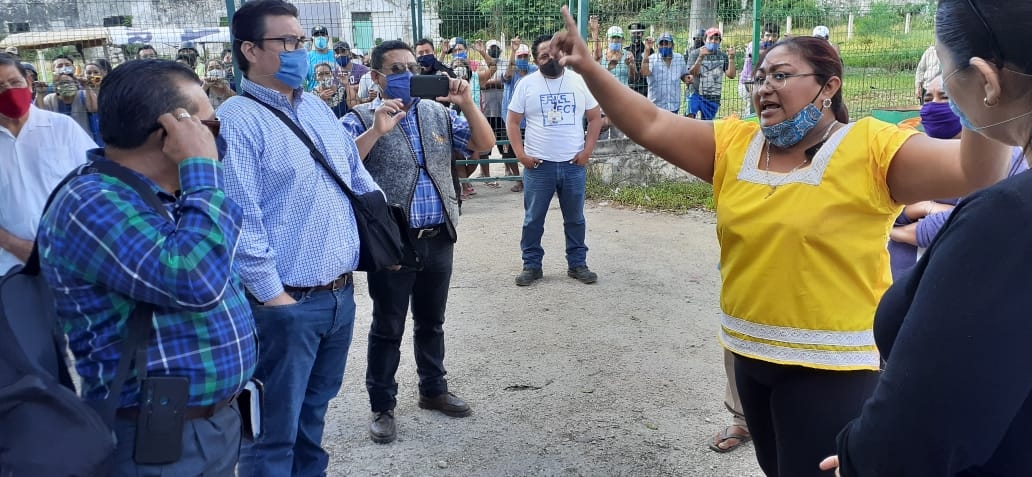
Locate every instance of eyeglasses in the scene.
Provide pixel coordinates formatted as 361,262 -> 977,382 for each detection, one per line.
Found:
747,72 -> 821,90
379,63 -> 421,75
200,119 -> 220,136
257,35 -> 307,52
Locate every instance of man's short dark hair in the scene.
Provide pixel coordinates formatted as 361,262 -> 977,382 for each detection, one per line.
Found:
138,45 -> 156,57
98,60 -> 200,150
531,34 -> 553,59
415,38 -> 434,50
231,0 -> 300,74
763,23 -> 780,36
0,53 -> 27,78
54,54 -> 73,64
370,40 -> 412,71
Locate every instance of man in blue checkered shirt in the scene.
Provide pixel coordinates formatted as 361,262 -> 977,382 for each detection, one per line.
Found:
217,0 -> 383,475
341,39 -> 495,445
37,60 -> 256,475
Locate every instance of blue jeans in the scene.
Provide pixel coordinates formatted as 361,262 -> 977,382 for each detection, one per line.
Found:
113,402 -> 240,477
366,232 -> 454,412
520,160 -> 588,269
238,286 -> 356,477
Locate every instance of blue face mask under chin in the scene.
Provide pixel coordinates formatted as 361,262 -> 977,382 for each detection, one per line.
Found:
385,71 -> 415,105
761,89 -> 827,149
275,49 -> 308,89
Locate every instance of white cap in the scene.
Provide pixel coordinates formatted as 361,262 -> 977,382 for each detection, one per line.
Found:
352,48 -> 364,56
4,46 -> 17,55
812,25 -> 830,39
486,39 -> 500,49
515,44 -> 530,56
606,26 -> 624,38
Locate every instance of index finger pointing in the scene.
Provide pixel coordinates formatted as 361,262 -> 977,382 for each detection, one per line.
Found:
561,5 -> 578,33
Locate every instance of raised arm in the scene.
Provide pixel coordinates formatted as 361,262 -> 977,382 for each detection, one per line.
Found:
550,6 -> 719,182
886,129 -> 1011,204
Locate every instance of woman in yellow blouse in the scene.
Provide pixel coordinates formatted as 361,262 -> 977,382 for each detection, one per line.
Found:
550,7 -> 1012,477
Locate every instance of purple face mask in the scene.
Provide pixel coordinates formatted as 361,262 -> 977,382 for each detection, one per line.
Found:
920,101 -> 962,139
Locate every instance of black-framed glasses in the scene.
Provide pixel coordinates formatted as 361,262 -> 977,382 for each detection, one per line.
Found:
257,35 -> 307,52
747,72 -> 821,90
200,119 -> 221,136
379,62 -> 422,75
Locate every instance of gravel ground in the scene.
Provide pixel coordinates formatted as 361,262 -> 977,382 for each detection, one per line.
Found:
321,175 -> 764,477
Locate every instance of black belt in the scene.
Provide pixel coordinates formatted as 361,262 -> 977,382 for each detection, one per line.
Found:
116,394 -> 236,421
411,225 -> 443,240
283,273 -> 353,294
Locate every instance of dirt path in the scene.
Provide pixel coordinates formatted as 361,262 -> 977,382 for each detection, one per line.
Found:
323,178 -> 763,476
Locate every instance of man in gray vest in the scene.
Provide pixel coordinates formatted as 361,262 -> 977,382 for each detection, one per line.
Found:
341,39 -> 494,444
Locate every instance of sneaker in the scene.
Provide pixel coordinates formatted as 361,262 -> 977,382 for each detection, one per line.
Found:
515,268 -> 543,286
567,266 -> 598,284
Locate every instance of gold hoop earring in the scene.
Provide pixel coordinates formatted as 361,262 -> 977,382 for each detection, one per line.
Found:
984,97 -> 998,107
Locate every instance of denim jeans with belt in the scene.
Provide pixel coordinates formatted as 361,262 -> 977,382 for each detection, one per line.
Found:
521,160 -> 589,270
237,285 -> 356,477
366,230 -> 454,412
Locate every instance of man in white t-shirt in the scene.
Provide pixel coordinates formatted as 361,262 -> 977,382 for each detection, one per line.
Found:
506,35 -> 603,287
0,54 -> 94,273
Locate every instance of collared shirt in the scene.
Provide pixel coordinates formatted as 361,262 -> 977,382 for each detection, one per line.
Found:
0,106 -> 94,273
219,78 -> 381,302
37,152 -> 257,407
340,98 -> 472,228
644,53 -> 688,111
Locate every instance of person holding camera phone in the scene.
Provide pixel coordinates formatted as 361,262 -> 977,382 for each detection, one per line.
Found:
340,39 -> 494,445
36,58 -> 257,476
203,59 -> 236,109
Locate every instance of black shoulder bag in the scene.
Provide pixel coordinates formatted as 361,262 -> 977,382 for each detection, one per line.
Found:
242,93 -> 417,272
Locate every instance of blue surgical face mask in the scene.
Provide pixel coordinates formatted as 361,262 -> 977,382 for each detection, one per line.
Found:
761,89 -> 827,149
760,41 -> 774,50
658,47 -> 673,57
336,55 -> 350,68
384,70 -> 414,105
515,58 -> 530,71
314,36 -> 328,50
608,42 -> 622,52
275,49 -> 308,89
706,42 -> 719,52
453,50 -> 467,60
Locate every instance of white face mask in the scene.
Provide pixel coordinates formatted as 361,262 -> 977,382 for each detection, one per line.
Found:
454,66 -> 468,79
207,69 -> 226,80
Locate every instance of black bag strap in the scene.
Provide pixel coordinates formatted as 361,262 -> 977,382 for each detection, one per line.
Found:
242,92 -> 360,203
23,159 -> 171,426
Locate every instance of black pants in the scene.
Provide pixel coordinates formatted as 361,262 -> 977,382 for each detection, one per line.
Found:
365,230 -> 454,412
733,353 -> 879,477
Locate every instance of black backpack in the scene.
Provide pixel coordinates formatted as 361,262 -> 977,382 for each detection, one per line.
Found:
0,160 -> 169,476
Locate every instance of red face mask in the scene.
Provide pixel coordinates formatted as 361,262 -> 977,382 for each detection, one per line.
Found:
0,87 -> 32,119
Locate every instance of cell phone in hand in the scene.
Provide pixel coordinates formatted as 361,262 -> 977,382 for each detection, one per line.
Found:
410,75 -> 450,99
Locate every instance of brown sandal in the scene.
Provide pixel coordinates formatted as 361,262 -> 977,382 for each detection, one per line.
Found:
709,425 -> 751,453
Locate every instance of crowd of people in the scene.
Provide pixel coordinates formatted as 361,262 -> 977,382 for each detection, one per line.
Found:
2,0 -> 1031,475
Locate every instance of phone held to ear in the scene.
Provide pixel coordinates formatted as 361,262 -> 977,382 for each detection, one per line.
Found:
410,75 -> 450,99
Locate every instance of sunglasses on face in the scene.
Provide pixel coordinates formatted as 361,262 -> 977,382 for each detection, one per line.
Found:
200,118 -> 220,136
379,63 -> 421,75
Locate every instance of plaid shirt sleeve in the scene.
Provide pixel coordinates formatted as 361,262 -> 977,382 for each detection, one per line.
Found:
449,108 -> 473,155
54,158 -> 243,310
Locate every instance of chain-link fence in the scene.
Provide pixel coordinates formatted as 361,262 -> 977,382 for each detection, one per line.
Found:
2,0 -> 936,120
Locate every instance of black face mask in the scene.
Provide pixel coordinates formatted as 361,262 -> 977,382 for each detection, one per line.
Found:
539,59 -> 562,77
488,46 -> 501,59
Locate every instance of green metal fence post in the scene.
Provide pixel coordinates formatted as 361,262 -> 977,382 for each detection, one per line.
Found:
411,0 -> 419,43
578,0 -> 588,39
751,0 -> 761,69
225,0 -> 238,90
416,0 -> 423,40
